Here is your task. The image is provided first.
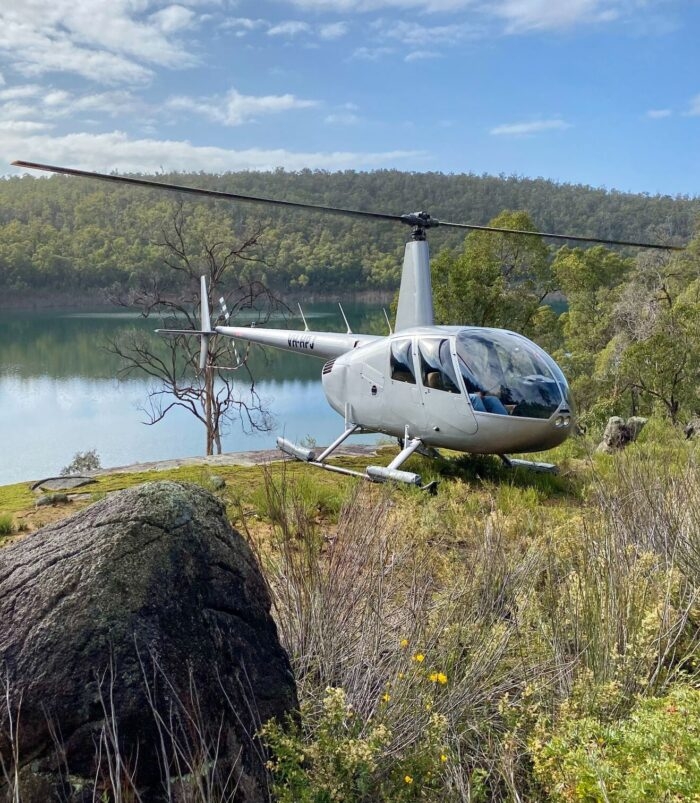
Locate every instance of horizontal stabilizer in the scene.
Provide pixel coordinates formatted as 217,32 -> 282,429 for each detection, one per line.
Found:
155,329 -> 213,336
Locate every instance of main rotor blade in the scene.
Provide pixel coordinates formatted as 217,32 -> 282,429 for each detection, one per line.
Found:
437,220 -> 683,251
11,160 -> 402,224
12,160 -> 683,251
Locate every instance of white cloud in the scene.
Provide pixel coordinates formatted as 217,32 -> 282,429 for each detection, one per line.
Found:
405,50 -> 441,62
318,22 -> 349,39
324,112 -> 360,124
221,17 -> 268,35
280,0 -> 475,11
0,101 -> 36,120
267,21 -> 312,37
375,19 -> 481,45
0,120 -> 53,132
351,46 -> 394,60
43,90 -> 71,107
490,0 -> 634,33
54,90 -> 138,117
0,85 -> 42,101
167,87 -> 318,126
5,130 -> 426,174
0,0 -> 199,84
149,5 -> 197,34
279,0 -> 662,32
0,85 -> 138,121
646,108 -> 671,119
490,118 -> 571,135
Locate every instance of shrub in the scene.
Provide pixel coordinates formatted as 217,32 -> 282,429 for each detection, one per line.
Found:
262,686 -> 452,802
0,514 -> 14,536
531,684 -> 700,802
60,449 -> 101,476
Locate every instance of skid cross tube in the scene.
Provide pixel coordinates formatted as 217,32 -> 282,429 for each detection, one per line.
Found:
315,424 -> 361,463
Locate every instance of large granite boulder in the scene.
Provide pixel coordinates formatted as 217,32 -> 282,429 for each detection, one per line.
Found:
0,481 -> 297,802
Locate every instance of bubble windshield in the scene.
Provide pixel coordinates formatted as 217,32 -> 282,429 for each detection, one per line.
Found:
455,329 -> 569,419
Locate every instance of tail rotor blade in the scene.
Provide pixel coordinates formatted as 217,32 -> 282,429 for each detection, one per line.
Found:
199,275 -> 212,372
199,334 -> 210,372
200,275 -> 212,333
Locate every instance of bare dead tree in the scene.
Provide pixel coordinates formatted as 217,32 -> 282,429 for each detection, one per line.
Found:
108,203 -> 288,455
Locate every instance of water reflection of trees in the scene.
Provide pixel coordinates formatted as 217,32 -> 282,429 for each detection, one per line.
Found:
0,303 -> 386,381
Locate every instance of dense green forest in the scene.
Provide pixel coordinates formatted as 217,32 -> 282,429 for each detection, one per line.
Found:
1,169 -> 698,297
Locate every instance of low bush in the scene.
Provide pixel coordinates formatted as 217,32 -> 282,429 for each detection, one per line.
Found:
0,514 -> 13,536
531,683 -> 700,802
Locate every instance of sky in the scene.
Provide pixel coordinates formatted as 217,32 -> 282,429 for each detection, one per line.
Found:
1,0 -> 699,197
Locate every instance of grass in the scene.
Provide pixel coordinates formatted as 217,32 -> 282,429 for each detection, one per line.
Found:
245,433 -> 700,801
2,430 -> 699,800
0,513 -> 14,537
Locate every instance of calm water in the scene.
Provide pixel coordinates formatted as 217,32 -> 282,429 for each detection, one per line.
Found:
0,303 -> 386,485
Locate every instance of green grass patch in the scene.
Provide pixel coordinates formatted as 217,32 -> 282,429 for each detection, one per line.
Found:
0,513 -> 14,536
0,481 -> 36,517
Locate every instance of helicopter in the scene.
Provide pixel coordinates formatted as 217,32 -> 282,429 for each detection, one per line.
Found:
12,160 -> 683,488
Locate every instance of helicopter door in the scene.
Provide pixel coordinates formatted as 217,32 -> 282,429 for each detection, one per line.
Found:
417,338 -> 478,436
389,337 -> 426,434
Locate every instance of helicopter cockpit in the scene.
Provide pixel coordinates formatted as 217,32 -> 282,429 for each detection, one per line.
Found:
388,328 -> 572,423
455,329 -> 572,420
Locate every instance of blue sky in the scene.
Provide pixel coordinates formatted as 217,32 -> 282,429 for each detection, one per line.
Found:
1,0 -> 699,196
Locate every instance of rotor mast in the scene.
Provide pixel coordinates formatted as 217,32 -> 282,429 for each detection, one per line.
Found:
394,212 -> 439,332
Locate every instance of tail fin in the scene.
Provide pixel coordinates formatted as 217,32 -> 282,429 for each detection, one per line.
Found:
154,274 -> 214,373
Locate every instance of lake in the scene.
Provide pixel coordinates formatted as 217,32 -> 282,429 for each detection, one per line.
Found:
0,303 -> 387,486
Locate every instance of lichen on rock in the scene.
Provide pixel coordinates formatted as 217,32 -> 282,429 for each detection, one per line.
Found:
0,480 -> 298,802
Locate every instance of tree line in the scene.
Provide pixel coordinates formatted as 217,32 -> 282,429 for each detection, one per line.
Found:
0,169 -> 697,297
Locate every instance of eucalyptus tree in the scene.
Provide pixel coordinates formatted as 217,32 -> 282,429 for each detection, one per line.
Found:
109,202 -> 286,455
431,210 -> 555,337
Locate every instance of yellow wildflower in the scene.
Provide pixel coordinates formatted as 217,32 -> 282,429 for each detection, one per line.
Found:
412,652 -> 425,663
382,693 -> 391,702
440,754 -> 448,763
400,638 -> 409,649
404,775 -> 413,785
429,671 -> 448,685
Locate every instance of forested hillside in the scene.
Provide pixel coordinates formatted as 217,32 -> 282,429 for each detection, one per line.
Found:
1,169 -> 697,298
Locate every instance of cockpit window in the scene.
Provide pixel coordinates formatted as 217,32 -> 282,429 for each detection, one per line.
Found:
456,329 -> 566,419
418,338 -> 460,394
390,338 -> 416,384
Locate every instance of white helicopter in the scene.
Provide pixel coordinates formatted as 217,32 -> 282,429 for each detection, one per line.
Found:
13,160 -> 681,487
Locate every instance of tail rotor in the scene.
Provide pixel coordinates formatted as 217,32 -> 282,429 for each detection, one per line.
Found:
199,275 -> 212,372
154,274 -> 215,373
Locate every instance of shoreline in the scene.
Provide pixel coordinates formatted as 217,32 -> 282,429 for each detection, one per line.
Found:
0,288 -> 394,312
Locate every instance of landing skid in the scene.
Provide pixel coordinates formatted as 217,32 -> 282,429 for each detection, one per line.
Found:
499,454 -> 559,474
277,426 -> 434,489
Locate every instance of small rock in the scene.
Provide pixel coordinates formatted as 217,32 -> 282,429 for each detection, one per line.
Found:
31,476 -> 97,492
35,492 -> 71,507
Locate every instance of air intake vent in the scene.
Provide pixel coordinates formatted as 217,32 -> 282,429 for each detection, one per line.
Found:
322,359 -> 335,375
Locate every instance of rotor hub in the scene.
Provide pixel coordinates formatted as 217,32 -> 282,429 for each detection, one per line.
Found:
400,211 -> 440,240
